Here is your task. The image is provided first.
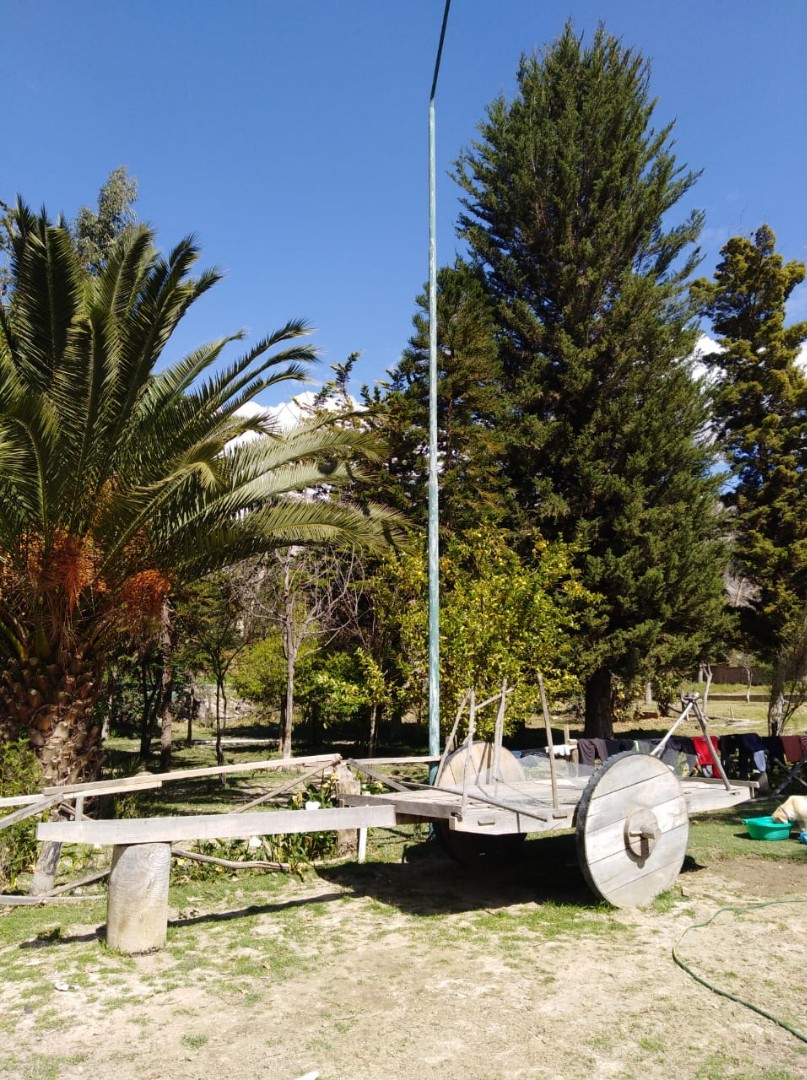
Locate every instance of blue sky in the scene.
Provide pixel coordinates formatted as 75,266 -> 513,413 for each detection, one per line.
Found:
4,1 -> 807,402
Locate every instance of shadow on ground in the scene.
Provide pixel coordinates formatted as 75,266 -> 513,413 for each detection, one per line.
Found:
318,831 -> 600,915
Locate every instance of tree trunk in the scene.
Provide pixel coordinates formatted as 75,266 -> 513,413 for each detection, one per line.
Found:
280,650 -> 295,759
0,655 -> 103,786
159,601 -> 176,772
186,678 -> 199,747
368,703 -> 379,757
584,668 -> 614,739
138,657 -> 156,760
768,688 -> 786,737
215,680 -> 224,767
31,840 -> 62,896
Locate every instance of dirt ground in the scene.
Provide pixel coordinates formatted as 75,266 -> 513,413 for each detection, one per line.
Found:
1,834 -> 806,1080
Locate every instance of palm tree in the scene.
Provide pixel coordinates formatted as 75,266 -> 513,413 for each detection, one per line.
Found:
0,204 -> 403,784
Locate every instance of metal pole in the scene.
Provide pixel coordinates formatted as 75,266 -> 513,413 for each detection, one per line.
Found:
428,0 -> 452,762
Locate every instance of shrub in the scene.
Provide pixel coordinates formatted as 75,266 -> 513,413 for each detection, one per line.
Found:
0,738 -> 43,890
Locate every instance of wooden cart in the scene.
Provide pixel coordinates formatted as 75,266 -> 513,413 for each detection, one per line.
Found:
341,740 -> 756,908
24,710 -> 756,953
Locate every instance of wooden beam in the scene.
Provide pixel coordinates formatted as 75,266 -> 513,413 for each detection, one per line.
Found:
345,759 -> 410,792
0,795 -> 62,832
41,754 -> 341,797
0,894 -> 105,906
350,756 -> 439,766
38,803 -> 398,845
0,793 -> 47,809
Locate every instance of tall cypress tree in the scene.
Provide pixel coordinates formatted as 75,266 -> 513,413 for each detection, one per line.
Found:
454,23 -> 728,735
692,226 -> 807,733
367,260 -> 511,535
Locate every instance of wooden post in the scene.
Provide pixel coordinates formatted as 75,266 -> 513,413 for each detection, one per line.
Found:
435,689 -> 470,785
107,842 -> 172,954
333,765 -> 362,857
538,672 -> 559,812
461,693 -> 476,815
491,679 -> 507,790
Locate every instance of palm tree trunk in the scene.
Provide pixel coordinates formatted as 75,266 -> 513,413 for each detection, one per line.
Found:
0,655 -> 103,786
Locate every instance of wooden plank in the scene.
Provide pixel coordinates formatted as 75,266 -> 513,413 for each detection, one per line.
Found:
585,782 -> 685,833
453,808 -> 568,835
597,848 -> 690,908
0,794 -> 47,809
339,792 -> 460,821
2,784 -> 173,809
345,760 -> 410,792
584,753 -> 673,799
683,786 -> 752,815
0,894 -> 104,906
584,802 -> 689,862
681,776 -> 756,791
42,754 -> 341,797
0,795 -> 62,831
339,788 -> 557,829
41,775 -> 166,797
38,803 -> 398,845
350,756 -> 439,767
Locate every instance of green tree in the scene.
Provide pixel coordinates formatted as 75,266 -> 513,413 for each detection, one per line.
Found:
230,632 -> 289,716
365,529 -> 587,740
439,529 -> 587,735
692,225 -> 807,733
454,23 -> 728,736
0,204 -> 403,784
73,166 -> 138,272
366,260 -> 510,534
177,570 -> 259,766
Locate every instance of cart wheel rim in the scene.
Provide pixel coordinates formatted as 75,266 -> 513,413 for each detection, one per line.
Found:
575,751 -> 688,908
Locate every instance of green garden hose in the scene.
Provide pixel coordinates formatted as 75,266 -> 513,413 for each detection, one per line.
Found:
672,898 -> 807,1045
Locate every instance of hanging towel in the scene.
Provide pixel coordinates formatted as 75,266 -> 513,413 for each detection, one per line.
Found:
577,739 -> 597,767
780,735 -> 803,764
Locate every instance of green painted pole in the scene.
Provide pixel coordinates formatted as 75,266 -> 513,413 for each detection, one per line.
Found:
428,0 -> 452,762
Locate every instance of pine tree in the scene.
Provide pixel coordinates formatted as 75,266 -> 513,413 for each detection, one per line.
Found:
692,225 -> 807,733
73,166 -> 138,273
454,23 -> 728,735
369,260 -> 511,535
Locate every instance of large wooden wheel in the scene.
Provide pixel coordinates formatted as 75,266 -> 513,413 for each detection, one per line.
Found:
433,743 -> 526,866
575,752 -> 689,908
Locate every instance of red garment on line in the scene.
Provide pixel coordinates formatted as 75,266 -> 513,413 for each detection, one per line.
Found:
692,735 -> 719,768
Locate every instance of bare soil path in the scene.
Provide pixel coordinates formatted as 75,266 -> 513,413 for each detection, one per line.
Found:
1,831 -> 806,1080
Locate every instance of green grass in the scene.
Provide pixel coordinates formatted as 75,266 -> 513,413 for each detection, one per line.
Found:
688,800 -> 807,864
0,1052 -> 89,1080
181,1033 -> 208,1050
695,1055 -> 806,1080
